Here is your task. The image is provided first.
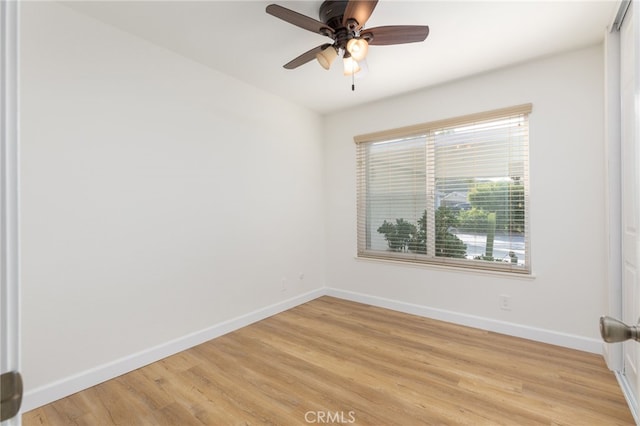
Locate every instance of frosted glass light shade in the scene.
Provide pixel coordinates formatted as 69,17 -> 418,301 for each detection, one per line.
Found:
343,56 -> 361,76
316,46 -> 338,70
346,38 -> 369,61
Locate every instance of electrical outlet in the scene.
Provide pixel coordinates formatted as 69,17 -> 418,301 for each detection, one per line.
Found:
281,277 -> 287,292
499,294 -> 511,311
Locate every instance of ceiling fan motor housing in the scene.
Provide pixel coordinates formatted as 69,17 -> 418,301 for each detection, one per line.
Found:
319,1 -> 348,28
319,1 -> 359,50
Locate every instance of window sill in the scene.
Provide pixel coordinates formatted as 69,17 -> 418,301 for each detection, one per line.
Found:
354,255 -> 537,281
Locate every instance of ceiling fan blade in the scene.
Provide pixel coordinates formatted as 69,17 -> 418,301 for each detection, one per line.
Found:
283,44 -> 332,69
266,4 -> 334,37
362,25 -> 430,45
342,0 -> 379,29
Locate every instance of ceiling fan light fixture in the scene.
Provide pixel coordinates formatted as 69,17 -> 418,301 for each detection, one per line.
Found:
316,46 -> 338,70
355,58 -> 369,80
346,38 -> 369,61
266,1 -> 430,89
343,55 -> 361,76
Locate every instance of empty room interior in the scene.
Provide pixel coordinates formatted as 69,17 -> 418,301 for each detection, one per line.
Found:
3,0 -> 640,424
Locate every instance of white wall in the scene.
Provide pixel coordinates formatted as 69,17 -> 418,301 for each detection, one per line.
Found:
20,1 -> 325,403
324,45 -> 606,348
19,0 -> 609,411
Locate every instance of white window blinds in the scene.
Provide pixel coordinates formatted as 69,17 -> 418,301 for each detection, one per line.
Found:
355,104 -> 531,274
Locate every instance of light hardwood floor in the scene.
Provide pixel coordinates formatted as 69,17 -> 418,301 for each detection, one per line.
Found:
23,296 -> 634,425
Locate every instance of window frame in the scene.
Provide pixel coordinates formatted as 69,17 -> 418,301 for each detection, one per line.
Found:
355,104 -> 532,275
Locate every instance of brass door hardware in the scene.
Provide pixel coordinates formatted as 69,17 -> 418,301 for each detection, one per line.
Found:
0,371 -> 22,421
600,316 -> 640,343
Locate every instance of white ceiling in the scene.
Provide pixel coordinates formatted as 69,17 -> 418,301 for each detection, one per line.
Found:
64,0 -> 618,115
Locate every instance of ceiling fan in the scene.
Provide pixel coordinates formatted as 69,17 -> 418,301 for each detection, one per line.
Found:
265,0 -> 429,81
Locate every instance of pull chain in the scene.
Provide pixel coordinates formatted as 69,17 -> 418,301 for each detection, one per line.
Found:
352,61 -> 355,91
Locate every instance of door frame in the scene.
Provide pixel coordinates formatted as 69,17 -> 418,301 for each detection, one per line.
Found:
605,0 -> 640,423
604,2 -> 623,374
1,0 -> 21,424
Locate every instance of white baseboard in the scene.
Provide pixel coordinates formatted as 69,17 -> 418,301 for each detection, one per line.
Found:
21,288 -> 325,412
616,371 -> 639,424
23,286 -> 605,413
325,288 -> 603,355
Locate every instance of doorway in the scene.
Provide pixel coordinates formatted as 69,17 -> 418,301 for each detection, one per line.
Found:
605,0 -> 640,422
1,0 -> 21,424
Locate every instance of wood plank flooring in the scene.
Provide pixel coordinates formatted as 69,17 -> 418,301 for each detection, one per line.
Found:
23,296 -> 634,425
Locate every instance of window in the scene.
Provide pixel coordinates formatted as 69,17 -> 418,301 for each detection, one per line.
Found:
355,104 -> 531,274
